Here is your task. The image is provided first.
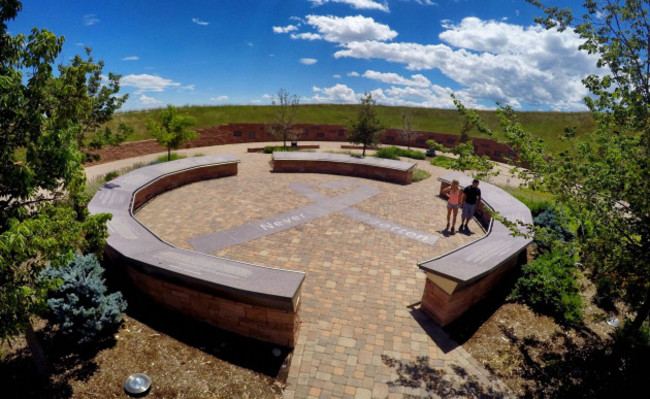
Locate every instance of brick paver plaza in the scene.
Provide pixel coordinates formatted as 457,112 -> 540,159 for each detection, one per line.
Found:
122,143 -> 513,398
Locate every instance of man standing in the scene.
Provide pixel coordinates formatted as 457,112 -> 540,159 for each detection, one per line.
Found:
460,179 -> 481,231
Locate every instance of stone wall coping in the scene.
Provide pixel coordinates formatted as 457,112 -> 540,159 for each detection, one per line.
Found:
88,154 -> 305,312
272,151 -> 416,172
418,171 -> 533,286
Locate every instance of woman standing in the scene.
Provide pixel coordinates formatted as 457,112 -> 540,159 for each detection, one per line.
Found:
442,179 -> 461,233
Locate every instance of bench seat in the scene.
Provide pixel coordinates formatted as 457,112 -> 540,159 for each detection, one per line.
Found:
272,151 -> 416,185
88,154 -> 304,347
417,171 -> 533,326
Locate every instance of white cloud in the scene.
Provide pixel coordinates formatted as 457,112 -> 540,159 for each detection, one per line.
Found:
83,14 -> 99,26
293,15 -> 397,44
300,58 -> 318,65
362,70 -> 431,87
251,99 -> 262,104
192,18 -> 209,26
122,56 -> 139,61
333,74 -> 342,79
138,94 -> 162,108
347,71 -> 360,77
310,84 -> 361,103
309,0 -> 389,12
246,41 -> 254,47
273,25 -> 299,33
262,94 -> 273,99
210,95 -> 229,101
331,17 -> 599,109
120,74 -> 181,94
179,84 -> 195,91
291,32 -> 323,41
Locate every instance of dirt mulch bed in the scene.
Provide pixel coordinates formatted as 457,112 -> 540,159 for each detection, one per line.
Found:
447,274 -> 646,398
0,315 -> 285,399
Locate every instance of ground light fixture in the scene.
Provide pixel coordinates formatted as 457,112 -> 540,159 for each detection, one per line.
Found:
124,373 -> 152,397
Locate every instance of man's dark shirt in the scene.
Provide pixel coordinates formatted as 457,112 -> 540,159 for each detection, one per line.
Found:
463,186 -> 481,205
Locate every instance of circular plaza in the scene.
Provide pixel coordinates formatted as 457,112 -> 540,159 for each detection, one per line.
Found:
102,141 -> 511,398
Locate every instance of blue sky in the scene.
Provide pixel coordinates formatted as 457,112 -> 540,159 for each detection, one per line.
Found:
9,0 -> 597,111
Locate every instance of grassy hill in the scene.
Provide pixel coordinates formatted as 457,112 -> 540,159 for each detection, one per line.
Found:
105,104 -> 596,154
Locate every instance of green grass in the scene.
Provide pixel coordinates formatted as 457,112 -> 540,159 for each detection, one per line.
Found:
500,185 -> 555,213
103,104 -> 595,156
412,168 -> 431,182
155,153 -> 187,163
429,155 -> 455,168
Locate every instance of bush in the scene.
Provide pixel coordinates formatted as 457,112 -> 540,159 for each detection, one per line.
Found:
375,146 -> 399,160
376,146 -> 426,160
263,145 -> 296,153
41,253 -> 127,344
399,148 -> 426,160
510,248 -> 584,327
103,171 -> 119,182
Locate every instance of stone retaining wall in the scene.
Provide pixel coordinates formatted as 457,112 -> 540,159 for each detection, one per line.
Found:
86,123 -> 516,165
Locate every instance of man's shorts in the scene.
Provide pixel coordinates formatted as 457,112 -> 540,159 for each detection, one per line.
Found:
462,202 -> 477,219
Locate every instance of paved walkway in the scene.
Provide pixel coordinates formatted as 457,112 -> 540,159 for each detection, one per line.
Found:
87,142 -> 514,398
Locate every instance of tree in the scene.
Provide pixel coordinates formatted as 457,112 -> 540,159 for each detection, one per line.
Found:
426,138 -> 499,181
50,49 -> 131,162
266,88 -> 300,149
459,118 -> 473,143
455,0 -> 650,333
0,1 -> 117,376
146,105 -> 197,161
399,111 -> 416,150
347,94 -> 385,157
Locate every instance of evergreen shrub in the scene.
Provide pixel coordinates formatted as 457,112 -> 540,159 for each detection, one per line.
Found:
533,206 -> 575,250
510,248 -> 584,327
41,253 -> 127,344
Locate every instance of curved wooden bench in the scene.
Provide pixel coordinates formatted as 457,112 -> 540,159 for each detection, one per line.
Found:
88,154 -> 305,347
272,151 -> 416,185
418,171 -> 533,326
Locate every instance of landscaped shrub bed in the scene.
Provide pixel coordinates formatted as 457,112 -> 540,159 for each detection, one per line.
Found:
375,146 -> 426,160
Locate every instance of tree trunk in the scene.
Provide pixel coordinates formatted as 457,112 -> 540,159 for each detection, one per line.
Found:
362,143 -> 366,157
167,147 -> 171,161
24,320 -> 49,379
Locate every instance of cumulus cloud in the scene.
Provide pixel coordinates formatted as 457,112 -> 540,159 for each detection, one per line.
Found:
310,84 -> 361,103
121,56 -> 139,61
300,58 -> 318,65
292,15 -> 397,44
308,0 -> 389,12
192,18 -> 209,26
120,74 -> 181,94
331,17 -> 599,109
138,94 -> 162,108
273,24 -> 299,33
362,70 -> 431,87
83,14 -> 99,26
348,71 -> 360,77
333,74 -> 342,78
